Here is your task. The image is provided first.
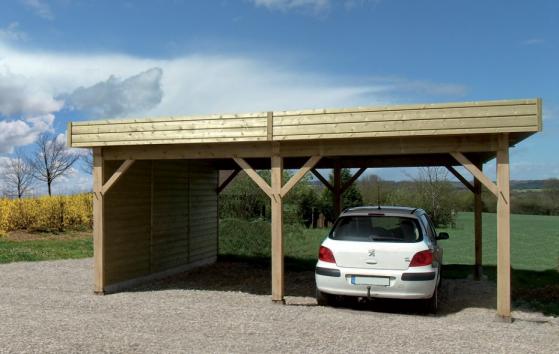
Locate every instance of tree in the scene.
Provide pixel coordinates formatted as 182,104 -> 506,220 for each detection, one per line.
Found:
320,168 -> 364,222
31,133 -> 80,196
2,149 -> 35,198
81,149 -> 94,175
409,167 -> 456,226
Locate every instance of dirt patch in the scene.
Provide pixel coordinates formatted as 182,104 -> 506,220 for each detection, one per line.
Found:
3,230 -> 92,242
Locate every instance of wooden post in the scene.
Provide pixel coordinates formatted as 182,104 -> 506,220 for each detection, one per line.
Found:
271,152 -> 284,303
333,161 -> 342,217
474,161 -> 483,280
496,134 -> 511,320
93,148 -> 105,294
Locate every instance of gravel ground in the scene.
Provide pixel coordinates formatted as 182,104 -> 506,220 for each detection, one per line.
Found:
0,258 -> 557,354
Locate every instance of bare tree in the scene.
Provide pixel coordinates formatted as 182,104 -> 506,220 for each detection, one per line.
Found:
2,149 -> 35,198
80,149 -> 94,175
31,133 -> 80,196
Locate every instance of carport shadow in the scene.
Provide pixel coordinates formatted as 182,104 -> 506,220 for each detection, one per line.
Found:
131,258 -> 559,317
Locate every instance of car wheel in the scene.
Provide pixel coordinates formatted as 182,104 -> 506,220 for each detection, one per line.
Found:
316,288 -> 337,307
425,287 -> 438,314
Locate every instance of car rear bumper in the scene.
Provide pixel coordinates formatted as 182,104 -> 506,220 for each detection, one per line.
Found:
315,262 -> 437,299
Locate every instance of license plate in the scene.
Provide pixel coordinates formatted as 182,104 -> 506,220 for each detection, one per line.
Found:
351,276 -> 390,286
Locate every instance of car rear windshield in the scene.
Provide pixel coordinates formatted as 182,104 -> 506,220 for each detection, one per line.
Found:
329,215 -> 423,242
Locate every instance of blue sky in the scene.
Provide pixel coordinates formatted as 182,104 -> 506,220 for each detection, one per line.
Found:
0,0 -> 558,194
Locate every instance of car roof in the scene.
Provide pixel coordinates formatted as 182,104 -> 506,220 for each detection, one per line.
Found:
340,206 -> 425,217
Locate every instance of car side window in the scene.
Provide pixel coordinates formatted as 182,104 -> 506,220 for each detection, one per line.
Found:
419,214 -> 436,243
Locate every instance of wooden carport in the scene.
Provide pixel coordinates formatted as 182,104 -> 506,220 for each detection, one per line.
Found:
68,98 -> 542,321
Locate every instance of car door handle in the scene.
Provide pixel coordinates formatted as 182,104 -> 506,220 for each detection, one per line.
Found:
365,260 -> 378,264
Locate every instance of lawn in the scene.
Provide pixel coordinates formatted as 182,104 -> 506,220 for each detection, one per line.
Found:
0,231 -> 92,264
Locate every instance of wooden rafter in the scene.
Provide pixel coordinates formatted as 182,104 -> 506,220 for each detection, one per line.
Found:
450,152 -> 498,197
280,156 -> 321,197
101,159 -> 135,195
311,169 -> 333,191
341,167 -> 367,193
232,157 -> 272,197
216,169 -> 240,194
445,165 -> 474,193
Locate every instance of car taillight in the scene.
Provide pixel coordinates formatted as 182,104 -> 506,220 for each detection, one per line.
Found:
318,246 -> 336,263
409,250 -> 433,267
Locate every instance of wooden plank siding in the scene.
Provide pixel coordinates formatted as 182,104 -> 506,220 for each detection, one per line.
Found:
68,99 -> 541,148
102,159 -> 218,289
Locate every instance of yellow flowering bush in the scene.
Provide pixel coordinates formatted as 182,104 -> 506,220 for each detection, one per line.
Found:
0,194 -> 93,235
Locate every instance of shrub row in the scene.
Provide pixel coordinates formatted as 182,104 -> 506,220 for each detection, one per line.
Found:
0,194 -> 93,236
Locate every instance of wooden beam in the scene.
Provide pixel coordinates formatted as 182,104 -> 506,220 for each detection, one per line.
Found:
334,162 -> 342,216
232,157 -> 272,198
216,169 -> 240,194
445,165 -> 475,193
474,161 -> 483,280
311,168 -> 333,191
450,152 -> 498,197
267,111 -> 273,141
271,154 -> 284,303
341,167 -> 367,193
101,135 -> 502,161
101,159 -> 135,195
496,134 -> 511,321
93,148 -> 105,294
280,156 -> 321,197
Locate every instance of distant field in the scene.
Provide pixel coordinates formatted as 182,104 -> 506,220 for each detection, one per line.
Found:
220,212 -> 559,272
440,212 -> 559,271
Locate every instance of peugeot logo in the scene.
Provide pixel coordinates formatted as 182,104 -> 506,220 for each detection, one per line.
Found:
368,249 -> 375,257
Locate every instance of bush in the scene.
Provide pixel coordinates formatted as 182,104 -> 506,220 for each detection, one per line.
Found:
0,194 -> 93,235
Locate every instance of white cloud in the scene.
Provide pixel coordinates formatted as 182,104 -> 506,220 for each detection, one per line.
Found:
250,0 -> 329,12
21,0 -> 54,20
65,67 -> 163,117
0,22 -> 28,42
0,114 -> 54,153
520,38 -> 545,46
0,70 -> 63,117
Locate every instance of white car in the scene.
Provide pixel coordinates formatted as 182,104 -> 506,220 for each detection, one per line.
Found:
315,206 -> 449,313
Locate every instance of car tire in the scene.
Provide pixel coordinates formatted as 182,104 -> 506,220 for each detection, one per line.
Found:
316,289 -> 337,307
424,287 -> 438,314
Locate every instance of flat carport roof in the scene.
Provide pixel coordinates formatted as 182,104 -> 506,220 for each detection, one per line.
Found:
68,98 -> 542,321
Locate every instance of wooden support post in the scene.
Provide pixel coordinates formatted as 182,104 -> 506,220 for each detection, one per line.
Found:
216,169 -> 240,194
446,165 -> 475,193
333,161 -> 342,217
340,167 -> 367,194
93,148 -> 105,294
271,152 -> 284,304
311,169 -> 333,191
450,152 -> 498,197
101,159 -> 135,195
474,161 -> 483,281
496,134 -> 511,321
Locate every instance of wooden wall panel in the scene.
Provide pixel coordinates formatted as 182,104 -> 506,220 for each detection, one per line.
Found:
104,160 -> 152,285
102,159 -> 218,289
189,161 -> 218,264
151,160 -> 189,272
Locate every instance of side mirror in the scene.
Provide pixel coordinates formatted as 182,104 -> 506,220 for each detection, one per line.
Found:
436,232 -> 449,240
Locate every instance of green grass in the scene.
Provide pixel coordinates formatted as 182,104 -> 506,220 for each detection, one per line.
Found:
439,212 -> 559,271
220,213 -> 559,315
0,235 -> 92,264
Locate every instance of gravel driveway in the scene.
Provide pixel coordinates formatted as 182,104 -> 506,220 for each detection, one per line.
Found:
0,258 -> 557,353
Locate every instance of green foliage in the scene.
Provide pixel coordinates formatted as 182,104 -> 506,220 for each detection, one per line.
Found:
219,171 -> 322,226
320,168 -> 364,222
0,237 -> 92,263
357,168 -> 457,227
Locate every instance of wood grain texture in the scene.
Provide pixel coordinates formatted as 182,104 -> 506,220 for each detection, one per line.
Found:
496,134 -> 511,319
70,99 -> 540,147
